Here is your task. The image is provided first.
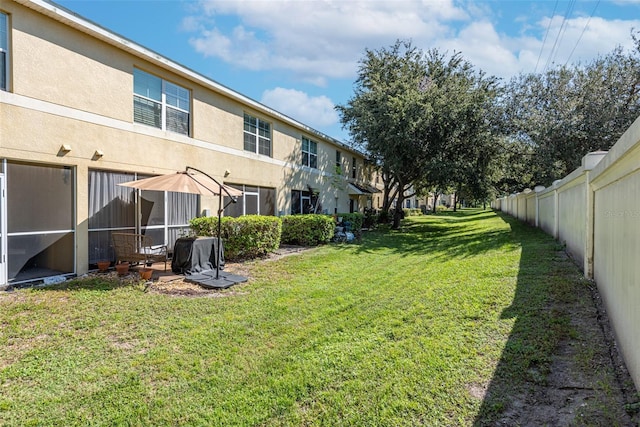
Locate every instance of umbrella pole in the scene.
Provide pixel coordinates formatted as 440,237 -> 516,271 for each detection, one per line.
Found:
216,188 -> 222,280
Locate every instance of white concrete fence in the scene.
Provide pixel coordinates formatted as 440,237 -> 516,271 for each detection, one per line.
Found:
492,115 -> 640,390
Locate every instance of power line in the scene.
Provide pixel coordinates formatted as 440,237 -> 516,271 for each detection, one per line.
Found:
544,0 -> 577,72
564,0 -> 601,66
535,0 -> 559,73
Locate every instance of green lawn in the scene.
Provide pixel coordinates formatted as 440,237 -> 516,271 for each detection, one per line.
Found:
0,209 -> 581,425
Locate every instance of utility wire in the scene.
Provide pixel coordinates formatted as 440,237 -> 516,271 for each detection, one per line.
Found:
544,0 -> 577,72
535,0 -> 559,73
564,0 -> 601,66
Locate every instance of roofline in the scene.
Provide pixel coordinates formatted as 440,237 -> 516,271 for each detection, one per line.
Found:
12,0 -> 364,157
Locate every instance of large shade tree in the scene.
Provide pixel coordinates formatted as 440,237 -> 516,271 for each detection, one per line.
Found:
337,41 -> 432,228
338,41 -> 502,225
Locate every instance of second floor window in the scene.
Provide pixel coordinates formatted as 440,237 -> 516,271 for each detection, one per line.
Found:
133,68 -> 190,135
336,150 -> 341,169
0,12 -> 9,91
244,113 -> 271,156
352,157 -> 357,179
302,137 -> 318,169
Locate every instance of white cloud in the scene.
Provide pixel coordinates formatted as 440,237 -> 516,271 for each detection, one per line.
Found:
185,0 -> 468,83
437,15 -> 640,79
261,87 -> 338,128
183,0 -> 640,84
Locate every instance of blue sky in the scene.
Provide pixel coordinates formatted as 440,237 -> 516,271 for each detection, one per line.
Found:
56,0 -> 640,142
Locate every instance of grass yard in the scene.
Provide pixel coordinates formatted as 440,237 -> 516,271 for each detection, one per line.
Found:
0,209 -> 621,425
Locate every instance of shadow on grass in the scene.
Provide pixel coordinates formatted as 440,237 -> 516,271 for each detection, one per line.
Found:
337,209 -> 517,261
337,209 -> 583,424
472,211 -> 580,426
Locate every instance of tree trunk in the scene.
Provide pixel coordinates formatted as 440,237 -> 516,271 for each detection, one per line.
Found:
453,192 -> 458,212
432,192 -> 439,213
393,193 -> 405,229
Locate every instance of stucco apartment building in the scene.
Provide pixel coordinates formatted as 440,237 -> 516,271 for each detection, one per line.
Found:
0,0 -> 380,287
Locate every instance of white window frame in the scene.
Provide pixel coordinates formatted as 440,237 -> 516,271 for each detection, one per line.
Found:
133,68 -> 190,135
243,113 -> 272,157
0,12 -> 9,91
302,137 -> 318,169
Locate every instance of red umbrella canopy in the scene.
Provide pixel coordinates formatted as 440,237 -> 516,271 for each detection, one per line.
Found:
119,170 -> 243,198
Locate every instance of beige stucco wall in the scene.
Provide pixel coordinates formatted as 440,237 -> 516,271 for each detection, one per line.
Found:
590,116 -> 640,390
0,0 -> 372,277
537,191 -> 556,237
525,192 -> 536,225
556,171 -> 587,263
515,193 -> 526,221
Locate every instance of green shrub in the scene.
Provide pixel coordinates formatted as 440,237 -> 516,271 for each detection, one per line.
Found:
403,208 -> 423,217
336,212 -> 364,232
189,215 -> 282,260
281,214 -> 335,246
435,205 -> 449,213
363,209 -> 378,229
377,210 -> 391,224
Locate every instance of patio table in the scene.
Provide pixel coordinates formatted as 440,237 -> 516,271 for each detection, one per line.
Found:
171,237 -> 224,274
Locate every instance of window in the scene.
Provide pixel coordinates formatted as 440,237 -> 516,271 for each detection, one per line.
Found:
244,113 -> 271,156
302,137 -> 318,168
291,189 -> 320,214
352,157 -> 357,179
336,150 -> 341,168
0,12 -> 8,91
223,184 -> 276,217
133,68 -> 190,135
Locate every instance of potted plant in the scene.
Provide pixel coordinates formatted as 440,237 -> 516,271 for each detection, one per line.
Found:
115,262 -> 129,276
97,260 -> 110,272
139,268 -> 153,281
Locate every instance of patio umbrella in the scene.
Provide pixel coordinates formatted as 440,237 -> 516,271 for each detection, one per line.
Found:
119,169 -> 243,198
118,166 -> 245,287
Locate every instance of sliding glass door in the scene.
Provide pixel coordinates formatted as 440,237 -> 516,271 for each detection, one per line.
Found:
88,169 -> 198,267
0,174 -> 6,287
6,162 -> 75,283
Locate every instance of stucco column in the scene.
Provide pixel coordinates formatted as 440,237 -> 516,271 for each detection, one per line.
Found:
582,151 -> 607,279
534,185 -> 545,228
552,180 -> 560,239
76,164 -> 89,275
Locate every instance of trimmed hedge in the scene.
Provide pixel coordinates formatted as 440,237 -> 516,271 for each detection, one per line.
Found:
189,215 -> 282,260
281,214 -> 335,246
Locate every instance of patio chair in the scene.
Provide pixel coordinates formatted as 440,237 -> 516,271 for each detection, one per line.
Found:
112,232 -> 168,271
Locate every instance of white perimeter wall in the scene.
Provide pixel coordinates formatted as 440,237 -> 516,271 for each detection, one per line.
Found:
493,115 -> 640,390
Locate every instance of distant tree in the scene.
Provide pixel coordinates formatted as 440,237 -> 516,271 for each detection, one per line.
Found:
502,31 -> 640,185
492,138 -> 536,195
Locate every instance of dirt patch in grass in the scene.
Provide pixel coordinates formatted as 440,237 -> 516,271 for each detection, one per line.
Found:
145,244 -> 312,297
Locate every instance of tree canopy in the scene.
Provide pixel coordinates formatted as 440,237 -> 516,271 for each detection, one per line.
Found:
337,41 -> 501,227
338,33 -> 640,216
501,33 -> 640,185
